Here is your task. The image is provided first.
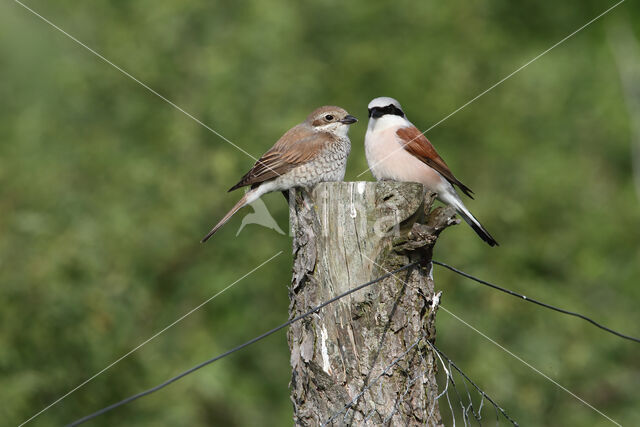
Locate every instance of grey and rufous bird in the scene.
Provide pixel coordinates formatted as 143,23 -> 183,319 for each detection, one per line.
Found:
201,106 -> 357,242
364,97 -> 498,246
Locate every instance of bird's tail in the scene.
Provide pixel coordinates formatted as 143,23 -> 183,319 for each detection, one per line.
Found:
442,192 -> 498,247
455,203 -> 499,247
201,189 -> 259,243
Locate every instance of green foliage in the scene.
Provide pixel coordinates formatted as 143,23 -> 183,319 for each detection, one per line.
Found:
1,0 -> 638,425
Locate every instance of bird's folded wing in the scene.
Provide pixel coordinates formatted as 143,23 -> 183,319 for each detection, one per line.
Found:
396,126 -> 474,198
229,127 -> 331,191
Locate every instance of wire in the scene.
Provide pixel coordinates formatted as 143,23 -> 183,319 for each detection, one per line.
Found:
439,305 -> 622,426
366,255 -> 620,425
19,251 -> 282,427
432,260 -> 640,344
69,258 -> 638,425
425,339 -> 519,426
67,261 -> 420,426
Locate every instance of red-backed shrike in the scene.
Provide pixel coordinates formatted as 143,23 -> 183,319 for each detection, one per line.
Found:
364,97 -> 498,246
202,106 -> 357,242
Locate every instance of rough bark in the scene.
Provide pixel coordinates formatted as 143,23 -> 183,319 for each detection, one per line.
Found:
288,182 -> 458,426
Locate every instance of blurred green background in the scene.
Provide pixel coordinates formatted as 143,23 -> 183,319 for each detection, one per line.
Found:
1,0 -> 639,425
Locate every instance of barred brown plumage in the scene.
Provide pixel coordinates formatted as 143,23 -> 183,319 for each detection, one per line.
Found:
201,106 -> 356,242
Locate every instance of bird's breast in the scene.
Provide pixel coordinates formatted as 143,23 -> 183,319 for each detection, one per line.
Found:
317,136 -> 350,180
365,127 -> 447,192
271,136 -> 350,189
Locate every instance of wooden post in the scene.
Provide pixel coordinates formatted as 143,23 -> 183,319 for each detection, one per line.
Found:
288,182 -> 458,426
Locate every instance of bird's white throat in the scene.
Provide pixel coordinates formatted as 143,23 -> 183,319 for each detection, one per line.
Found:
318,122 -> 351,138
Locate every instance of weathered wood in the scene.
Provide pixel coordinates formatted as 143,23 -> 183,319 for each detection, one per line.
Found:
288,181 -> 458,426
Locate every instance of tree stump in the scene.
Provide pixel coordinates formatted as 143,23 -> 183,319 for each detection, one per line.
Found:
288,182 -> 458,426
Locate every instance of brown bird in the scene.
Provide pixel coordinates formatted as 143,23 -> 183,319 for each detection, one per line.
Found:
201,106 -> 357,242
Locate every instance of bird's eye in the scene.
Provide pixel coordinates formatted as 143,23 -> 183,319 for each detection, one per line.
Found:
325,115 -> 334,121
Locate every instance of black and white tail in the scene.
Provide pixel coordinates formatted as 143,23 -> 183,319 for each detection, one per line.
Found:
455,203 -> 499,247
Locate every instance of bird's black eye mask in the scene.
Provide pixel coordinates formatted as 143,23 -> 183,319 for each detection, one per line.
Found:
368,104 -> 405,118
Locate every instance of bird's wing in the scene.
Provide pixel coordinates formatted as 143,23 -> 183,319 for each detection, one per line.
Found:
228,126 -> 330,191
396,126 -> 474,198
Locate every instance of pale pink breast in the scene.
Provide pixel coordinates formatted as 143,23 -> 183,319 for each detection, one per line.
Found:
366,127 -> 447,194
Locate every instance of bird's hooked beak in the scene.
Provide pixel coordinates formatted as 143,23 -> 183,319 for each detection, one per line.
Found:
340,114 -> 358,125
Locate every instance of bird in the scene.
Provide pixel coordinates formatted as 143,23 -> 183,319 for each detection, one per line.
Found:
201,106 -> 357,242
364,97 -> 498,246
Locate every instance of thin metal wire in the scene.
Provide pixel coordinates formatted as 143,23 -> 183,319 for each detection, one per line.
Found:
67,262 -> 420,426
439,305 -> 622,426
432,260 -> 640,344
426,340 -> 519,426
323,333 -> 518,426
460,367 -> 481,425
366,254 -> 623,426
19,251 -> 282,427
442,362 -> 457,427
383,367 -> 423,423
63,251 -> 637,426
426,347 -> 452,426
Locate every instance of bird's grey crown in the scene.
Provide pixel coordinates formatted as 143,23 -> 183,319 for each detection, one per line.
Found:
367,97 -> 405,119
367,97 -> 402,110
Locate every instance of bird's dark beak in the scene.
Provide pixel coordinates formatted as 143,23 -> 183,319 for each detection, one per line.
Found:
340,115 -> 358,124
